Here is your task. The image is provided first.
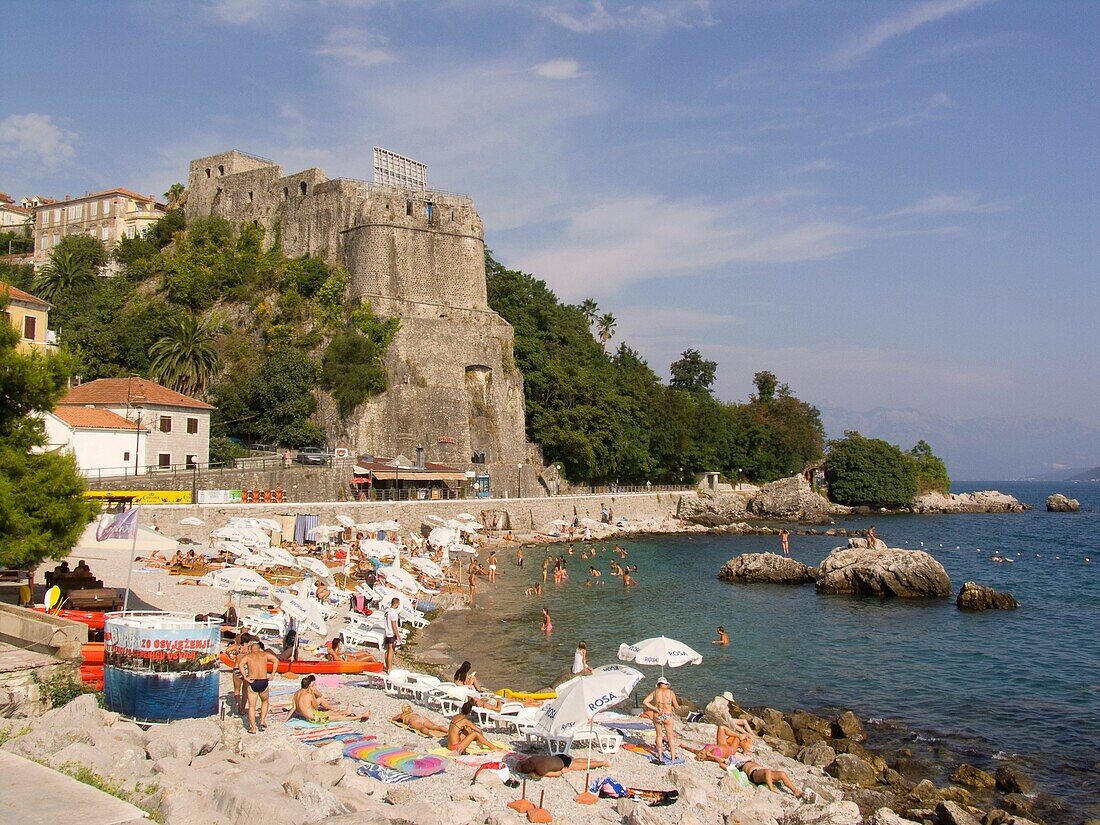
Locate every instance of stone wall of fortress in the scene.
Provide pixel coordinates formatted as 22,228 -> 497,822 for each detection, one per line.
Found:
185,150 -> 538,494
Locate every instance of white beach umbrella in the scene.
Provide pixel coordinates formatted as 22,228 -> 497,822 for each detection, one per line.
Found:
446,520 -> 483,533
380,566 -> 420,592
253,518 -> 281,532
407,556 -> 444,579
211,526 -> 247,541
258,545 -> 299,568
215,540 -> 249,557
274,593 -> 327,636
455,512 -> 479,522
428,527 -> 457,547
180,516 -> 206,527
549,519 -> 571,528
296,556 -> 336,582
533,670 -> 636,745
336,515 -> 356,528
450,544 -> 478,556
422,515 -> 447,527
618,636 -> 703,672
375,519 -> 401,532
558,663 -> 644,695
200,567 -> 272,593
359,539 -> 398,559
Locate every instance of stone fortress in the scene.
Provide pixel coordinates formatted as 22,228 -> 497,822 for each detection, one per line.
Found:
185,149 -> 542,495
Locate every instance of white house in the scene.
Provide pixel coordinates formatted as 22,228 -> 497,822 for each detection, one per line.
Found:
57,377 -> 213,472
43,407 -> 148,475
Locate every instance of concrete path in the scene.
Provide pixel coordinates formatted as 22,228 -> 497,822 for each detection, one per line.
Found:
0,750 -> 148,824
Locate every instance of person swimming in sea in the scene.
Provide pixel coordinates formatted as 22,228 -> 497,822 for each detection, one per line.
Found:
713,626 -> 729,645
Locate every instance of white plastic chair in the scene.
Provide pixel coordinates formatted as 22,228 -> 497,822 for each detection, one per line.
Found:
340,624 -> 385,650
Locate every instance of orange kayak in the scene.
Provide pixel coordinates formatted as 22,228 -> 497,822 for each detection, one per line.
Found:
219,653 -> 382,674
34,608 -> 108,631
81,642 -> 104,665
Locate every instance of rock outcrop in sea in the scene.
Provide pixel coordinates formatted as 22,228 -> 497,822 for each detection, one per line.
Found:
956,581 -> 1020,611
717,551 -> 816,584
1045,493 -> 1080,512
748,474 -> 848,521
815,539 -> 953,598
910,490 -> 1029,514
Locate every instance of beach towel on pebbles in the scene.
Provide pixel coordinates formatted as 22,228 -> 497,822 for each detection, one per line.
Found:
343,741 -> 446,777
356,764 -> 423,784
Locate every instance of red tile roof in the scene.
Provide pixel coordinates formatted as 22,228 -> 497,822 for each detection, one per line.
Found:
0,281 -> 51,308
52,407 -> 144,431
60,377 -> 214,410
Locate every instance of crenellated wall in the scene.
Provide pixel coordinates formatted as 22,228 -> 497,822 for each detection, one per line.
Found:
184,150 -> 537,495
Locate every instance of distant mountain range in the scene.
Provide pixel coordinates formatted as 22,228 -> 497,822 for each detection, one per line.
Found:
820,406 -> 1100,481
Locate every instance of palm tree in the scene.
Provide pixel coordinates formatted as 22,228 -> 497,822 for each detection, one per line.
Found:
164,183 -> 187,212
149,314 -> 221,397
596,312 -> 617,349
31,250 -> 94,302
580,298 -> 599,328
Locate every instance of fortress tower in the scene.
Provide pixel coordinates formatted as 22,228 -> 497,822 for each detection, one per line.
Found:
186,150 -> 539,494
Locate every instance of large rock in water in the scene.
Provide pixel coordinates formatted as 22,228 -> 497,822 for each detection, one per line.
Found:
718,552 -> 815,584
1045,493 -> 1080,512
911,490 -> 1028,513
749,475 -> 844,521
678,492 -> 750,526
816,541 -> 951,597
956,581 -> 1019,611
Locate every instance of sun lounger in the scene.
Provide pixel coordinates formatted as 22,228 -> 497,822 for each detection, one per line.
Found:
341,624 -> 386,651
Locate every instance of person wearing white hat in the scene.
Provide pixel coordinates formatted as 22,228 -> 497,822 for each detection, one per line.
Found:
717,691 -> 755,752
643,676 -> 681,762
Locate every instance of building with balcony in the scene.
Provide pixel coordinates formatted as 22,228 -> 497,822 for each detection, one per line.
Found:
57,377 -> 212,473
0,281 -> 58,353
33,188 -> 164,267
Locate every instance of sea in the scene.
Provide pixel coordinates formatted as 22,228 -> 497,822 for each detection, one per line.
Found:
424,482 -> 1099,822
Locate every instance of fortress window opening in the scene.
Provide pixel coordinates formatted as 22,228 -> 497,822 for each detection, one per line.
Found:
204,168 -> 211,178
218,164 -> 225,176
406,200 -> 412,216
299,181 -> 307,196
248,191 -> 253,203
283,186 -> 289,200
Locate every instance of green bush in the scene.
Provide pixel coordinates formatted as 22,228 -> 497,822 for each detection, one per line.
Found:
34,672 -> 102,709
322,327 -> 387,416
209,436 -> 247,466
826,432 -> 917,508
909,439 -> 951,494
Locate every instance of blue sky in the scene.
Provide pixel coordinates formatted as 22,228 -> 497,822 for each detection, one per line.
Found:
3,0 -> 1098,441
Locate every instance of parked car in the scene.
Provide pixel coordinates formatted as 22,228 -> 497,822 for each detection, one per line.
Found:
294,447 -> 328,466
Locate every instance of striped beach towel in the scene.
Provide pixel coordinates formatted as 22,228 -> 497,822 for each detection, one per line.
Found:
356,763 -> 423,784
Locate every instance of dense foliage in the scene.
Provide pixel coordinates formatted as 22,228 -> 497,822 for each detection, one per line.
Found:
826,432 -> 920,507
485,252 -> 826,484
0,298 -> 98,568
909,439 -> 951,494
15,200 -> 397,449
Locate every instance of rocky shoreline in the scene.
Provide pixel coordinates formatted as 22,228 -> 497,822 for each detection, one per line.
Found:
678,476 -> 1030,529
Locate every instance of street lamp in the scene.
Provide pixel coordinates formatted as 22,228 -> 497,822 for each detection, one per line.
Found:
737,468 -> 743,491
126,375 -> 145,477
517,463 -> 523,499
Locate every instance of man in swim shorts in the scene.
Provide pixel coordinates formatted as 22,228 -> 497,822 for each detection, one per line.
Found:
383,597 -> 401,672
515,754 -> 609,777
292,675 -> 369,723
238,640 -> 280,733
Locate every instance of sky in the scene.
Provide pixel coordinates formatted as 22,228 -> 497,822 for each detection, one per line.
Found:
3,0 -> 1099,456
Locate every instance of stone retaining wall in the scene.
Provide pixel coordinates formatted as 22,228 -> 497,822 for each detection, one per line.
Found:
145,491 -> 696,537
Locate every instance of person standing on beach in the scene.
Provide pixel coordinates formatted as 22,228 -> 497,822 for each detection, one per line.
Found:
541,607 -> 552,634
468,567 -> 478,605
487,550 -> 498,582
643,676 -> 681,761
238,640 -> 279,734
383,597 -> 401,672
780,529 -> 790,556
516,547 -> 524,568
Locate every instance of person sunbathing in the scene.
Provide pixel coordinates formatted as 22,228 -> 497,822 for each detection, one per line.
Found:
292,675 -> 370,724
391,703 -> 448,737
717,723 -> 753,754
454,662 -> 504,711
685,745 -> 801,796
515,754 -> 609,777
447,700 -> 505,753
326,637 -> 378,663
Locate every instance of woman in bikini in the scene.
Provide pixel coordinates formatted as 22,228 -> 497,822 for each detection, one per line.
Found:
454,661 -> 503,710
642,677 -> 681,761
687,744 -> 802,796
447,700 -> 504,754
326,636 -> 378,663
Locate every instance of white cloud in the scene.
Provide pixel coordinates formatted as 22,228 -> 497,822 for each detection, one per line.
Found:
0,113 -> 77,170
543,0 -> 717,33
204,0 -> 294,25
314,27 -> 397,67
515,191 -> 862,298
822,0 -> 992,71
533,58 -> 583,80
887,191 -> 1014,217
789,159 -> 837,175
857,92 -> 954,134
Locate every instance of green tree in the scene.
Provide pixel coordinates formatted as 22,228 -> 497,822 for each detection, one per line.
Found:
321,326 -> 388,416
31,235 -> 107,302
827,431 -> 917,507
208,435 -> 246,466
149,314 -> 221,396
164,183 -> 187,211
908,440 -> 951,494
596,312 -> 616,348
579,298 -> 599,328
669,349 -> 717,394
0,297 -> 98,568
752,370 -> 779,403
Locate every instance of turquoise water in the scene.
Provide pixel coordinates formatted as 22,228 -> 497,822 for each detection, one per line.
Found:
434,482 -> 1099,820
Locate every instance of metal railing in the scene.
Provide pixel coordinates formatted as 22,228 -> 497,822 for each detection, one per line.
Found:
558,483 -> 696,495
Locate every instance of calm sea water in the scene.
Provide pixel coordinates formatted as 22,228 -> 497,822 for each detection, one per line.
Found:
427,482 -> 1099,820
